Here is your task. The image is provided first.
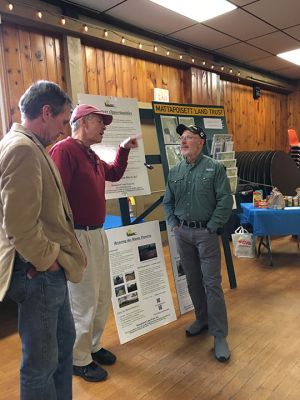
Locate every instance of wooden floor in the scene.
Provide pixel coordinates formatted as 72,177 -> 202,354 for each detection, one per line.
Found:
1,237 -> 300,400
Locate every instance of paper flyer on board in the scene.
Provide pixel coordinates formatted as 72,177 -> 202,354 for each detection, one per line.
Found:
106,221 -> 177,344
77,93 -> 151,199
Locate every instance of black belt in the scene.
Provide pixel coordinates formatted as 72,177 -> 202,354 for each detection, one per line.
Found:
182,220 -> 208,229
74,224 -> 103,231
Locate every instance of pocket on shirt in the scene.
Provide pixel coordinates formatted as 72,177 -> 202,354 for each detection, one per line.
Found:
196,176 -> 213,193
170,177 -> 185,196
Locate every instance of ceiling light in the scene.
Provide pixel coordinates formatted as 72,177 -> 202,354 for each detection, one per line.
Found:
149,0 -> 236,23
277,48 -> 300,66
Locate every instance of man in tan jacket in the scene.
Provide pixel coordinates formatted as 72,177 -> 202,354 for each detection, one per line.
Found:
0,80 -> 86,400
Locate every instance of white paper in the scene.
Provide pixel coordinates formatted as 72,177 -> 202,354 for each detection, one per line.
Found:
166,226 -> 194,315
106,221 -> 177,344
203,118 -> 223,129
77,94 -> 151,199
154,88 -> 169,102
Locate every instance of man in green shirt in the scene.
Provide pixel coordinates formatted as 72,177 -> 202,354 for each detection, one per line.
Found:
163,124 -> 233,362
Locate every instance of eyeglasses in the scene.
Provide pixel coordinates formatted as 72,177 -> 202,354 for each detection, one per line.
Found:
179,135 -> 199,142
85,114 -> 104,124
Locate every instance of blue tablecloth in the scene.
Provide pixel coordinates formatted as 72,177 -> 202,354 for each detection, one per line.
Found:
240,203 -> 300,236
104,215 -> 136,230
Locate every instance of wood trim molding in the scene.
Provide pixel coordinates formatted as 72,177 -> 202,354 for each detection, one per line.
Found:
0,24 -> 11,137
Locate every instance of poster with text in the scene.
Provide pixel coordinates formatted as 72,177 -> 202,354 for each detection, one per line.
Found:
166,225 -> 194,315
152,102 -> 228,163
106,221 -> 177,344
77,94 -> 151,198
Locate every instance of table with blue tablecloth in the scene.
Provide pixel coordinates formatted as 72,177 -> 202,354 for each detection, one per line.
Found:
239,203 -> 300,265
104,215 -> 137,230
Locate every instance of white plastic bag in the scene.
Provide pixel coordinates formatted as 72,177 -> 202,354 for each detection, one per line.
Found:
231,226 -> 256,258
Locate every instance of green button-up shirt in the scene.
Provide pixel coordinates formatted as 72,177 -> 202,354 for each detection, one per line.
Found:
163,153 -> 233,232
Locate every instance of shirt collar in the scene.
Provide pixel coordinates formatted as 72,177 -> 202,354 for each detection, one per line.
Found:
184,152 -> 204,166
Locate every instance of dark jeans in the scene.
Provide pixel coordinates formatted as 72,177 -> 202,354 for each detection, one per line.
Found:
6,256 -> 76,400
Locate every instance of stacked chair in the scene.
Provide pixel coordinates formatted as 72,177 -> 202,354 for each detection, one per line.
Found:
288,129 -> 300,168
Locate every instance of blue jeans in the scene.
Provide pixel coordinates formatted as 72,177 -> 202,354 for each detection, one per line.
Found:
6,256 -> 76,400
174,225 -> 228,337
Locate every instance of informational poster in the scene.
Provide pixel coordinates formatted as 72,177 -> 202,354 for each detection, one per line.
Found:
106,221 -> 177,344
77,94 -> 151,199
152,102 -> 228,167
166,226 -> 193,315
153,101 -> 231,314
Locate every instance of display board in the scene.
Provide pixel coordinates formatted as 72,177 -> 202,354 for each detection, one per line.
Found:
152,101 -> 228,180
152,101 -> 232,313
77,94 -> 151,199
106,221 -> 177,344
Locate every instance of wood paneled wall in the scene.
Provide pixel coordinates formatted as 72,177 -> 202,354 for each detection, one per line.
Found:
0,23 -> 66,134
81,45 -> 188,104
288,83 -> 300,135
0,22 -> 298,153
190,67 -> 220,105
81,46 -> 291,151
221,81 -> 289,152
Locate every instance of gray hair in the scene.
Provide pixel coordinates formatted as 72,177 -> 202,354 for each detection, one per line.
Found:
19,80 -> 72,120
71,114 -> 96,132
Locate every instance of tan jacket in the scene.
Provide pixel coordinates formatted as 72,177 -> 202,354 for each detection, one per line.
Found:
0,123 -> 86,301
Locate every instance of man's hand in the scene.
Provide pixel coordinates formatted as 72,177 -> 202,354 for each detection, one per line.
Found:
172,225 -> 179,232
120,134 -> 142,149
47,260 -> 61,272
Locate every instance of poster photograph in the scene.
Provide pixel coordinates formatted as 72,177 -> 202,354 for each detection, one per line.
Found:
161,115 -> 179,144
106,221 -> 177,344
178,116 -> 195,126
165,145 -> 183,169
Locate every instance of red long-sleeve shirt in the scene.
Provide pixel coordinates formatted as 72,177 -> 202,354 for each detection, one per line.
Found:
49,137 -> 129,225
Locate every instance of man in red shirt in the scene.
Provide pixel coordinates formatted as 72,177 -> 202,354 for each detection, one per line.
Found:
50,104 -> 139,382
